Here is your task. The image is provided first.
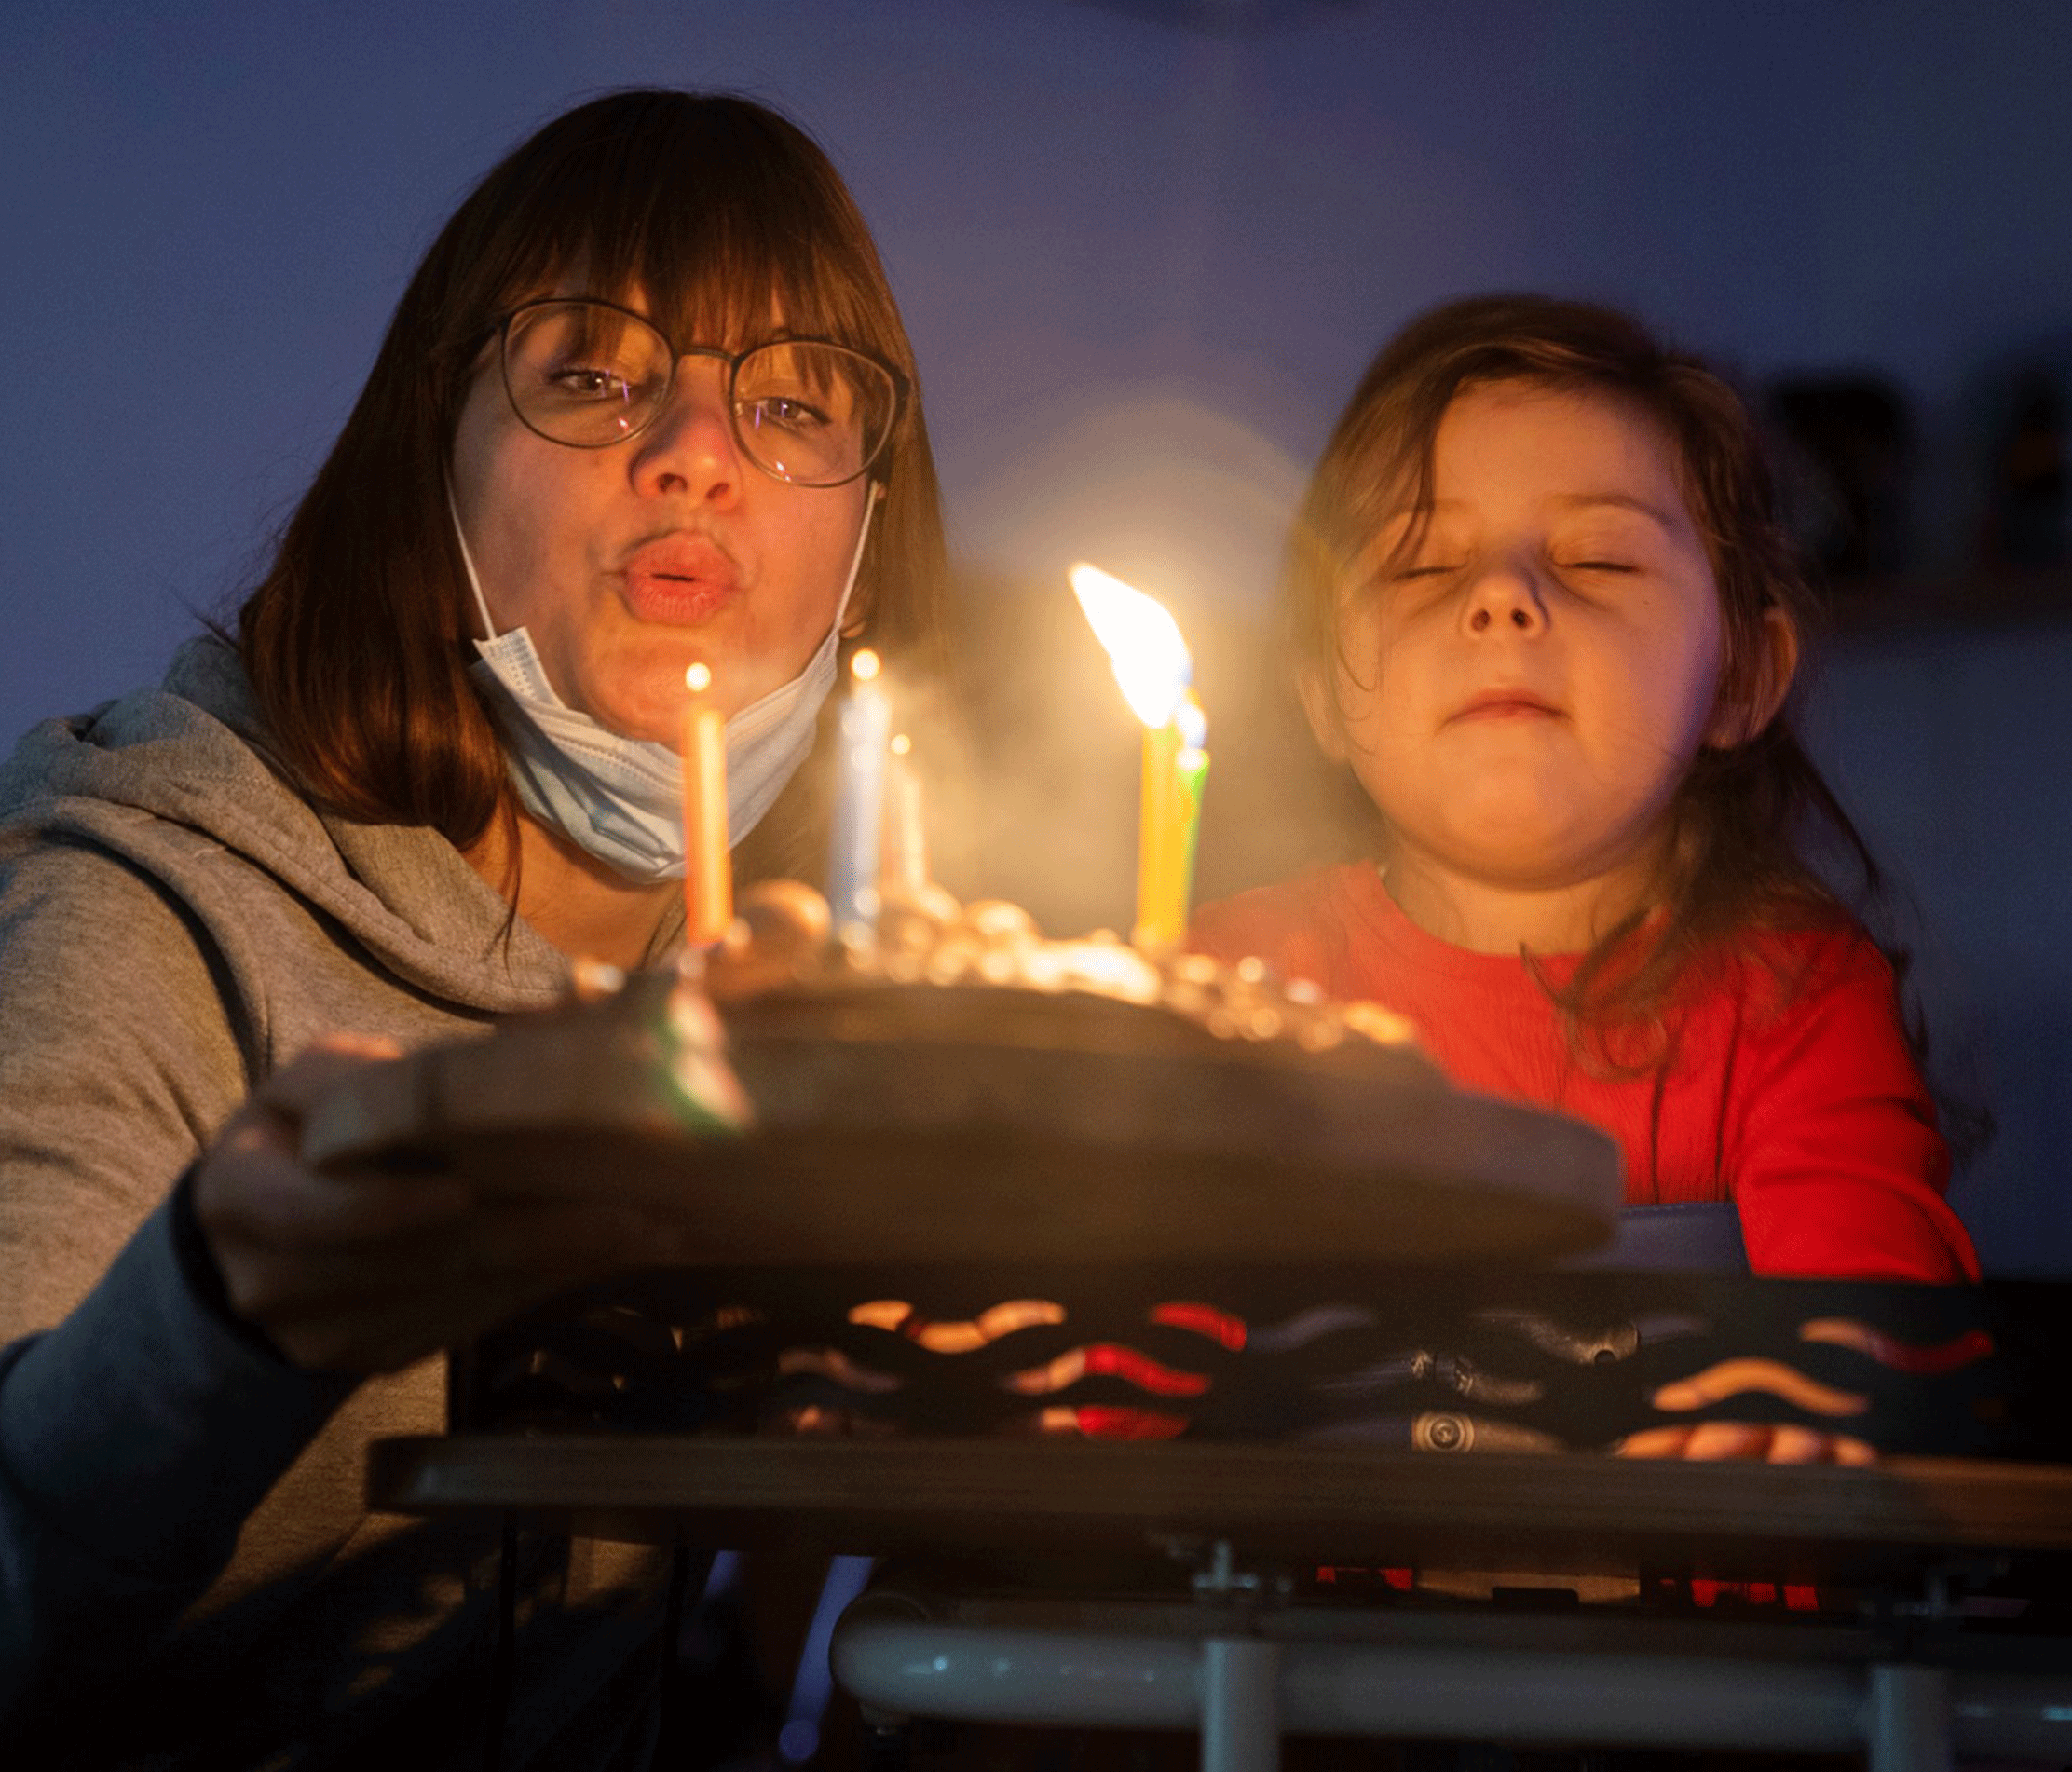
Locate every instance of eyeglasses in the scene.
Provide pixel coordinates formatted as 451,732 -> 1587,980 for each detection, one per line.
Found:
495,297 -> 907,488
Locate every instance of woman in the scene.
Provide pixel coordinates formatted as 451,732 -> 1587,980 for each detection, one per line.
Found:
0,89 -> 951,1766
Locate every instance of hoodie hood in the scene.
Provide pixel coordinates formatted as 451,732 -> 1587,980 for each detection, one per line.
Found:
0,635 -> 578,1016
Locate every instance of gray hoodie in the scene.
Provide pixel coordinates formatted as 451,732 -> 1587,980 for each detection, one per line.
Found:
0,637 -> 677,1767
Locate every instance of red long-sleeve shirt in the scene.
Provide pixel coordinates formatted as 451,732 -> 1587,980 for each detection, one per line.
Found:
1192,864 -> 1977,1283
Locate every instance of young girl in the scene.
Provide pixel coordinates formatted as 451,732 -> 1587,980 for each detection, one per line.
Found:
1193,294 -> 1977,1291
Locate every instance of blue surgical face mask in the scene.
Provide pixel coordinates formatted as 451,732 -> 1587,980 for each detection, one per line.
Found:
453,485 -> 880,884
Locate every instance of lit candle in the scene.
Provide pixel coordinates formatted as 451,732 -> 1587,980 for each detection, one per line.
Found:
1068,564 -> 1207,951
881,731 -> 930,899
1174,690 -> 1211,923
827,647 -> 892,935
680,661 -> 731,946
1138,712 -> 1181,947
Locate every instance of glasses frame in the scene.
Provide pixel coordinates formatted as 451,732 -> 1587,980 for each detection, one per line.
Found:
491,295 -> 910,488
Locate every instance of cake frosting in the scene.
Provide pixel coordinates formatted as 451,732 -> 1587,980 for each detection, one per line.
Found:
675,878 -> 1428,1066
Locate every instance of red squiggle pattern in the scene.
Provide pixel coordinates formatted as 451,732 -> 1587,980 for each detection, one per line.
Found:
1073,1406 -> 1190,1439
1152,1302 -> 1247,1350
1798,1319 -> 1995,1375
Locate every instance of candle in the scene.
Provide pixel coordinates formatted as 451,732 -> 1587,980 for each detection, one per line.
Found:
680,661 -> 732,946
1138,714 -> 1182,947
1173,690 -> 1210,925
881,732 -> 930,900
1068,564 -> 1207,951
827,647 -> 892,934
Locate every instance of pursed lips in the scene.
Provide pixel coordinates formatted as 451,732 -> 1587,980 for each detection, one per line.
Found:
620,532 -> 742,623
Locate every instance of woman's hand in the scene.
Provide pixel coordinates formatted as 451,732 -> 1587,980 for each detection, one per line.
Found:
192,1036 -> 694,1372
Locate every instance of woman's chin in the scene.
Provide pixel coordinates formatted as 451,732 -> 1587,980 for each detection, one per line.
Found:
574,687 -> 682,749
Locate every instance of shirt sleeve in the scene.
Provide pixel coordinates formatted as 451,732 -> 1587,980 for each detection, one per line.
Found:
1727,933 -> 1979,1283
0,841 -> 348,1724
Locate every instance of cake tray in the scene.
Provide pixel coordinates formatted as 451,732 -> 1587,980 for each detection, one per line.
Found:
302,975 -> 1621,1269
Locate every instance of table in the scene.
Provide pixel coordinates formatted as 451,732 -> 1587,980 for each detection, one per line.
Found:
368,1434 -> 2072,1770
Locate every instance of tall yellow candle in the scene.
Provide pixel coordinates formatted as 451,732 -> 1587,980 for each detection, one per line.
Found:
1068,563 -> 1206,954
680,661 -> 731,946
1136,716 -> 1182,948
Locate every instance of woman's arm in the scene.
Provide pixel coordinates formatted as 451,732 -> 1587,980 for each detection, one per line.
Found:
0,845 -> 353,1720
0,840 -> 701,1723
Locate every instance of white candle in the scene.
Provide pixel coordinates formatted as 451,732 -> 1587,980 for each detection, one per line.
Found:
881,732 -> 930,899
827,648 -> 892,934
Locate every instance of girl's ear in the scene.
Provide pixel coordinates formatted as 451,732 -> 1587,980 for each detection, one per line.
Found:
1706,605 -> 1800,748
1298,664 -> 1352,762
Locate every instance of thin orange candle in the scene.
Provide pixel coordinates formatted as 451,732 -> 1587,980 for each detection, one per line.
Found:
680,661 -> 731,946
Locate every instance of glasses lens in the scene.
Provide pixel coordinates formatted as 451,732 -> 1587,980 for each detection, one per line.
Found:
502,303 -> 673,446
733,343 -> 899,486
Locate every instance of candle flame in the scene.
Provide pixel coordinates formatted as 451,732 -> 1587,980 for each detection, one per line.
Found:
890,731 -> 912,756
1069,563 -> 1191,729
686,662 -> 712,693
1177,691 -> 1207,754
852,647 -> 882,684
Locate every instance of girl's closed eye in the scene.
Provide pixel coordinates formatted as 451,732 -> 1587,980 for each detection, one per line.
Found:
1551,527 -> 1659,580
1381,529 -> 1471,590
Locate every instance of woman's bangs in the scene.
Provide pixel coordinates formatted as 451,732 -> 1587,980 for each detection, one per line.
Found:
580,185 -> 872,356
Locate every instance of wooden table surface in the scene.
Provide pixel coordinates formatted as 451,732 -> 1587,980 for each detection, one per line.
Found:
368,1434 -> 2072,1588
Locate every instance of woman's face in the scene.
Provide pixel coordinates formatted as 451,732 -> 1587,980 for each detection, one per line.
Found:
449,294 -> 870,737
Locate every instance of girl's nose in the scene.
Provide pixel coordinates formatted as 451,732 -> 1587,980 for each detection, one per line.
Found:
1461,560 -> 1547,635
630,363 -> 742,505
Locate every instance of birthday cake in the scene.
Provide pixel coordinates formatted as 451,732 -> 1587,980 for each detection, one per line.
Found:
302,880 -> 1618,1270
698,877 -> 1424,1064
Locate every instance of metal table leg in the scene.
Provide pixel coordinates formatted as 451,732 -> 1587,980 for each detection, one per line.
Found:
1867,1664 -> 1953,1772
1201,1636 -> 1281,1772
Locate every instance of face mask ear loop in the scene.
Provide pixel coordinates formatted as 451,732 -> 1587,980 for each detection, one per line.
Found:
444,480 -> 500,644
834,481 -> 886,639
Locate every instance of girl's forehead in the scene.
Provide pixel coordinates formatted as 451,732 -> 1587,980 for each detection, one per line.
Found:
1441,378 -> 1679,468
1420,381 -> 1696,516
1343,378 -> 1709,578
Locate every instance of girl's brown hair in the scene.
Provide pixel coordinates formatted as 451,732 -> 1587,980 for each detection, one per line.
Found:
1289,294 -> 1883,1056
236,89 -> 952,887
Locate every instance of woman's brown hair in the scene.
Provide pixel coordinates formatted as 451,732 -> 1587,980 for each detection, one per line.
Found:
1288,293 -> 1884,1056
236,89 -> 952,886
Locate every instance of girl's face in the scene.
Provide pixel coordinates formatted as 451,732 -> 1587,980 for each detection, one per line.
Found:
1313,379 -> 1736,920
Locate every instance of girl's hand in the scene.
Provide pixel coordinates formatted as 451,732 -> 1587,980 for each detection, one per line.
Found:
1614,1422 -> 1877,1464
1612,1356 -> 1877,1464
192,1036 -> 695,1373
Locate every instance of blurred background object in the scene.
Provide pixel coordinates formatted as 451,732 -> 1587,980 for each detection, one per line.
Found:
1982,367 -> 2069,570
1768,375 -> 1916,584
